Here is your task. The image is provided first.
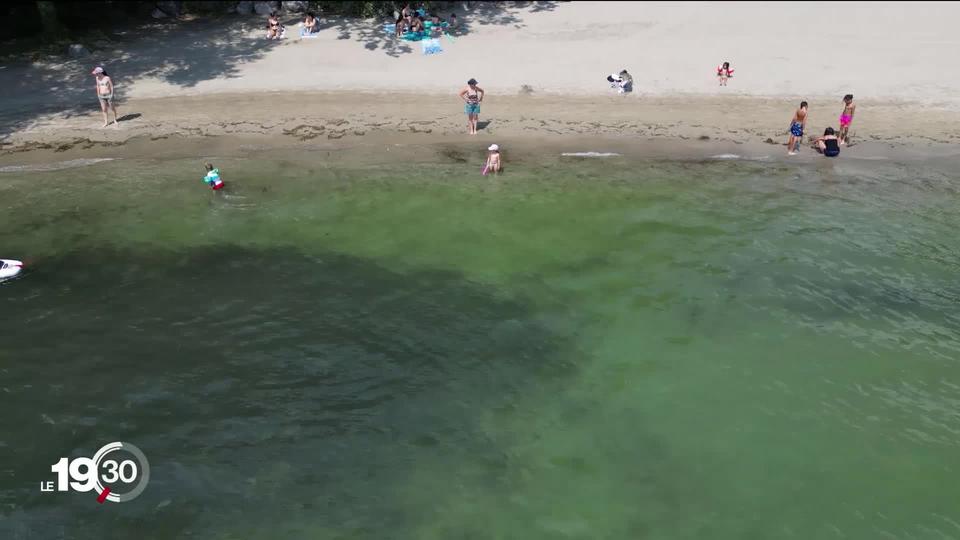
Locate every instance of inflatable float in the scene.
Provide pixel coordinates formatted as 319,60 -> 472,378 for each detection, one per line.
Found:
0,259 -> 23,282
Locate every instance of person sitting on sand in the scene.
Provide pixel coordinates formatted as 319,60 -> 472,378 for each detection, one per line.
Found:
484,144 -> 502,175
409,14 -> 425,33
787,101 -> 808,156
606,70 -> 632,94
428,13 -> 444,37
717,61 -> 734,86
813,127 -> 840,157
203,163 -> 225,191
618,69 -> 633,93
266,12 -> 284,40
838,94 -> 855,146
302,12 -> 318,35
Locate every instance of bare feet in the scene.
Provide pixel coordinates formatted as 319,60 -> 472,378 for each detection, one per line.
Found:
102,122 -> 110,128
788,151 -> 797,156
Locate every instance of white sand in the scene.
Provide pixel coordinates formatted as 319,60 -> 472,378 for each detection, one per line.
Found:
3,1 -> 960,153
121,1 -> 960,106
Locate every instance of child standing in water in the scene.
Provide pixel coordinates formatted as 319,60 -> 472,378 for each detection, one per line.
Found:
838,94 -> 855,145
716,62 -> 734,86
483,144 -> 502,175
203,163 -> 225,191
787,101 -> 808,156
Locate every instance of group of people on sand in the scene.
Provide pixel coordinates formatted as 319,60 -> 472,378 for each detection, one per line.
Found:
394,4 -> 457,38
785,94 -> 856,157
266,10 -> 319,39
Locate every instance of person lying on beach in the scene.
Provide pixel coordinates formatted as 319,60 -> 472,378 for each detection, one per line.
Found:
787,101 -> 808,156
484,144 -> 502,174
266,12 -> 284,40
838,94 -> 855,145
302,12 -> 318,35
717,62 -> 734,86
203,163 -> 225,191
813,127 -> 840,157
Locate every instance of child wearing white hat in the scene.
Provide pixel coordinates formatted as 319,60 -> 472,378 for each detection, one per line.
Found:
483,144 -> 501,175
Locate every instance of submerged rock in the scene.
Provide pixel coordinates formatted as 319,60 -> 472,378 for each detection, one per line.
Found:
282,0 -> 308,12
253,1 -> 277,15
68,44 -> 90,57
235,1 -> 254,14
155,1 -> 181,17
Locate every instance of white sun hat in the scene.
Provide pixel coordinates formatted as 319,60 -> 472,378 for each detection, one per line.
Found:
488,144 -> 499,151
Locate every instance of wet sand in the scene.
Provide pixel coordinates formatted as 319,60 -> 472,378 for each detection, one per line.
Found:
3,92 -> 960,168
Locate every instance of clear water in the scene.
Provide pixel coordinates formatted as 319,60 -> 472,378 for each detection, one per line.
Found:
1,150 -> 959,539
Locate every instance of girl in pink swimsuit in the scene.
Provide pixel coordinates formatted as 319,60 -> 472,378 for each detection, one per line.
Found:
717,62 -> 734,86
838,94 -> 855,145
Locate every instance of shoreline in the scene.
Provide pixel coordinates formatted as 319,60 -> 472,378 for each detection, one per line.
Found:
3,92 -> 960,166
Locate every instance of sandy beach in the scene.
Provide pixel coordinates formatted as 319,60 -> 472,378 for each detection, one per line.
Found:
2,1 -> 960,160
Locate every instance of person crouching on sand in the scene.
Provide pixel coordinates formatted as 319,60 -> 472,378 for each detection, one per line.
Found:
813,128 -> 840,157
302,12 -> 318,35
787,101 -> 808,155
92,67 -> 118,128
484,144 -> 502,175
203,163 -> 225,191
838,94 -> 855,145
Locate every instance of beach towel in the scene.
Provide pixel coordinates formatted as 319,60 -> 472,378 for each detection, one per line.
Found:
422,38 -> 442,55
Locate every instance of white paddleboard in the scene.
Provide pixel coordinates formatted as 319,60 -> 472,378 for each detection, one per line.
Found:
0,259 -> 23,281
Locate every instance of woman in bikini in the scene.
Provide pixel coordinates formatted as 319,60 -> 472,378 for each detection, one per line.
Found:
266,12 -> 284,40
394,12 -> 408,37
458,78 -> 484,135
92,67 -> 118,128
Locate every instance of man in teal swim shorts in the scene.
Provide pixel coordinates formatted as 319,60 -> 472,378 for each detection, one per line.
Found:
458,78 -> 484,135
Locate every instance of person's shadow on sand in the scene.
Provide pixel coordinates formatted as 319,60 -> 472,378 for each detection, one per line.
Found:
117,113 -> 142,122
477,120 -> 491,131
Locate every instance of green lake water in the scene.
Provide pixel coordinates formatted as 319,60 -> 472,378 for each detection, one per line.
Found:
1,149 -> 959,539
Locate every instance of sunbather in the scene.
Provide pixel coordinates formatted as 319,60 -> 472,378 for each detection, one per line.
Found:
266,12 -> 284,40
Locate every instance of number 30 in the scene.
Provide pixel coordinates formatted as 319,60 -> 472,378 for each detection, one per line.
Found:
101,460 -> 138,483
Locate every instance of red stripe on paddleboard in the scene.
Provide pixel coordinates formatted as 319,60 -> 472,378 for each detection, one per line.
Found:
97,487 -> 111,504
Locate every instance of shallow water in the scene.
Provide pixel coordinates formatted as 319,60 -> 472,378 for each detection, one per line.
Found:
1,150 -> 960,539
